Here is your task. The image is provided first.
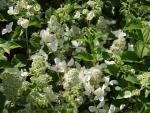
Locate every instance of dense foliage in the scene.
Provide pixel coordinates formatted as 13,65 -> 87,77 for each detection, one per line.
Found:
0,0 -> 150,113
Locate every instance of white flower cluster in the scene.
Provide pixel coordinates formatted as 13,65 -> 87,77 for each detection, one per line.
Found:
48,15 -> 64,38
87,75 -> 118,113
17,18 -> 29,28
61,64 -> 118,113
7,0 -> 40,16
39,15 -> 65,52
30,50 -> 49,75
73,0 -> 103,21
40,28 -> 58,52
110,30 -> 126,56
63,68 -> 80,89
137,72 -> 150,89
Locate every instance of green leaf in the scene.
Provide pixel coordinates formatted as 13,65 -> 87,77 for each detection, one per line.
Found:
0,41 -> 21,54
145,89 -> 150,98
74,52 -> 93,61
8,42 -> 21,49
29,20 -> 42,27
122,51 -> 139,62
141,29 -> 150,43
0,60 -> 11,69
135,40 -> 150,58
30,36 -> 41,50
107,64 -> 119,75
11,54 -> 27,67
0,13 -> 7,22
143,106 -> 150,113
124,76 -> 140,84
11,26 -> 22,40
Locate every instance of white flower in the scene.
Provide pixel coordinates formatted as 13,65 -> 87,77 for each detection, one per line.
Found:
47,39 -> 58,52
40,29 -> 51,43
104,60 -> 115,65
54,58 -> 67,72
7,6 -> 18,15
21,69 -> 28,77
30,49 -> 48,61
106,20 -> 116,25
99,63 -> 107,70
17,18 -> 29,28
40,28 -> 58,52
108,104 -> 116,113
75,96 -> 83,105
84,82 -> 94,96
86,11 -> 95,21
74,11 -> 81,19
71,40 -> 81,47
109,80 -> 118,86
128,43 -> 134,51
124,91 -> 132,98
82,9 -> 89,14
97,101 -> 105,108
26,5 -> 32,9
110,36 -> 126,55
94,87 -> 105,101
112,29 -> 126,38
63,68 -> 79,89
33,4 -> 41,11
2,22 -> 13,35
120,104 -> 125,110
89,106 -> 106,113
115,86 -> 121,91
67,58 -> 74,67
87,0 -> 96,7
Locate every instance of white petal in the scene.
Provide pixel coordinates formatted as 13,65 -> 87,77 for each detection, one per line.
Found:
54,58 -> 61,65
71,40 -> 79,47
108,104 -> 116,113
112,29 -> 126,38
128,43 -> 134,51
75,61 -> 81,69
2,29 -> 7,35
98,96 -> 104,102
120,104 -> 125,110
98,109 -> 106,113
97,101 -> 105,108
89,106 -> 97,112
6,22 -> 13,33
86,11 -> 95,20
74,11 -> 81,19
67,58 -> 74,66
57,61 -> 67,72
124,91 -> 132,98
49,40 -> 58,51
7,6 -> 14,15
104,76 -> 110,84
109,80 -> 118,86
104,60 -> 115,65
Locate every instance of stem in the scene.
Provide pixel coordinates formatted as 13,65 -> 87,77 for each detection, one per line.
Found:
25,28 -> 29,57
